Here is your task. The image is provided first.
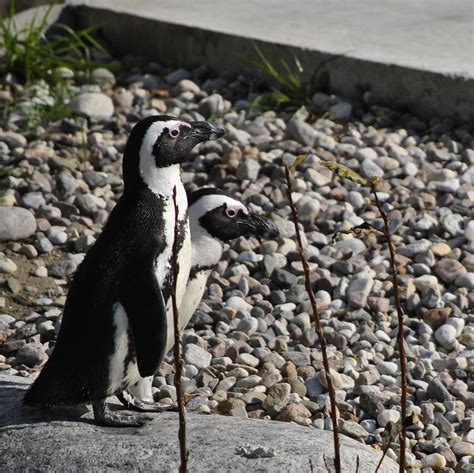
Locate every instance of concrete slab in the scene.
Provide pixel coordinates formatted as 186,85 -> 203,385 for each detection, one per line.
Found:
15,1 -> 474,120
66,0 -> 473,122
70,0 -> 474,78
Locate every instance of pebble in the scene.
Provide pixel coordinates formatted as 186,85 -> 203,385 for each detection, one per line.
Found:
262,383 -> 291,416
0,258 -> 17,274
237,159 -> 260,181
435,258 -> 466,283
69,92 -> 114,118
434,324 -> 458,349
347,276 -> 373,308
377,409 -> 400,428
15,344 -> 47,368
0,208 -> 36,241
184,344 -> 212,369
426,378 -> 452,402
421,453 -> 446,469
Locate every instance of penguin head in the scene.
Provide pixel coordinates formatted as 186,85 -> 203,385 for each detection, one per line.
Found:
123,115 -> 225,191
189,188 -> 280,242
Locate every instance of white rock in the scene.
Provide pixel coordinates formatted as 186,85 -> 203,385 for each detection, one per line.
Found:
377,409 -> 400,428
69,92 -> 114,119
421,453 -> 446,470
183,344 -> 212,369
434,324 -> 457,349
0,258 -> 17,274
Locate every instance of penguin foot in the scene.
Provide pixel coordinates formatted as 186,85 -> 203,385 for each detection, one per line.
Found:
92,400 -> 153,427
117,391 -> 178,413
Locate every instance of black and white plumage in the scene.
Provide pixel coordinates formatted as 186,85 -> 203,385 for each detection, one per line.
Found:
130,187 -> 279,401
24,116 -> 225,426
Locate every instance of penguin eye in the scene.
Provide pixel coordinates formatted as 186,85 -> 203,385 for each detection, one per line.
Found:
169,128 -> 180,139
226,208 -> 237,218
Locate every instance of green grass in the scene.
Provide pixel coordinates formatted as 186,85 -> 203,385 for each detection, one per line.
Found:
0,1 -> 115,129
244,43 -> 312,112
0,1 -> 108,85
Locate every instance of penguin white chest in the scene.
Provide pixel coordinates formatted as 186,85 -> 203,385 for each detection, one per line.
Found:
153,185 -> 191,296
152,185 -> 192,349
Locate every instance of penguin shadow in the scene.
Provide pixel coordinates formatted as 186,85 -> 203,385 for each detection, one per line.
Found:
0,379 -> 91,430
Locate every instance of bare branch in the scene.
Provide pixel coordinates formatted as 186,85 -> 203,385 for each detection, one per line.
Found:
284,165 -> 341,473
171,186 -> 189,473
370,182 -> 408,473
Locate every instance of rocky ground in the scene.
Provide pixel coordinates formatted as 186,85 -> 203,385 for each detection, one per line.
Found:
0,59 -> 473,472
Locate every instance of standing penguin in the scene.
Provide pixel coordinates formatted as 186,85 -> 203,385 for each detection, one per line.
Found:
24,116 -> 225,427
129,188 -> 279,402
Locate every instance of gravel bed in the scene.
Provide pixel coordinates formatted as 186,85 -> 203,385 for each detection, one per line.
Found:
0,59 -> 473,472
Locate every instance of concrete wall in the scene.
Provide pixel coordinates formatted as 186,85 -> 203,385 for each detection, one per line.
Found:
8,2 -> 474,122
73,5 -> 474,122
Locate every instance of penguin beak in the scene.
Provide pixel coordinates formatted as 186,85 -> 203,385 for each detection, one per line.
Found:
239,213 -> 280,238
190,121 -> 226,141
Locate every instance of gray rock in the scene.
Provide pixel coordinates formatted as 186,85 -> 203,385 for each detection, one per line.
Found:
47,260 -> 78,278
347,276 -> 373,308
165,68 -> 190,84
421,453 -> 446,469
286,119 -> 316,147
441,213 -> 464,237
262,382 -> 291,416
0,131 -> 27,148
271,269 -> 298,289
455,272 -> 474,289
377,361 -> 398,376
0,314 -> 15,327
47,227 -> 68,245
197,94 -> 224,118
0,375 -> 397,472
174,79 -> 200,94
236,353 -> 260,368
434,258 -> 466,283
183,343 -> 212,369
313,131 -> 336,151
22,192 -> 46,209
226,296 -> 252,312
334,238 -> 366,255
427,379 -> 452,402
341,421 -> 369,440
91,67 -> 116,86
361,158 -> 384,179
434,324 -> 457,349
346,191 -> 365,209
0,258 -> 17,274
237,159 -> 260,180
15,343 -> 47,368
304,168 -> 332,187
328,101 -> 352,120
377,409 -> 400,428
69,93 -> 114,119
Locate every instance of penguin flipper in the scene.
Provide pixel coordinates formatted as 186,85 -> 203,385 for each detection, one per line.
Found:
118,265 -> 167,378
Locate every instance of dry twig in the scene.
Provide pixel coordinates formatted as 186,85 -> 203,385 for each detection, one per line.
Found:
369,179 -> 408,473
171,186 -> 189,473
284,165 -> 341,473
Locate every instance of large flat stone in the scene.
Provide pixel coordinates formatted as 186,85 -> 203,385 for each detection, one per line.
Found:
0,374 -> 398,472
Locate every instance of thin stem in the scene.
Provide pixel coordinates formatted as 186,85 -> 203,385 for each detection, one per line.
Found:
171,186 -> 189,473
374,445 -> 389,473
285,166 -> 341,473
370,185 -> 407,473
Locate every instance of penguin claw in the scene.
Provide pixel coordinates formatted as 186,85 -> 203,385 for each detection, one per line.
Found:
117,390 -> 177,413
92,400 -> 152,427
